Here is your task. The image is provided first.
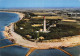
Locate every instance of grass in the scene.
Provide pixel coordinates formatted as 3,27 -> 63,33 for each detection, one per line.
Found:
32,16 -> 63,19
33,12 -> 57,15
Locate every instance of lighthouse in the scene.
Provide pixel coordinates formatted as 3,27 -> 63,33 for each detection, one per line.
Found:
39,16 -> 50,33
42,16 -> 50,33
43,16 -> 46,32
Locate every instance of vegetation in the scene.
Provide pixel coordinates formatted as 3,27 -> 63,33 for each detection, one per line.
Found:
14,19 -> 80,40
22,12 -> 37,19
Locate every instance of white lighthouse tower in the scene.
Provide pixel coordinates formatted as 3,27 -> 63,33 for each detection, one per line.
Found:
40,16 -> 50,33
43,16 -> 47,32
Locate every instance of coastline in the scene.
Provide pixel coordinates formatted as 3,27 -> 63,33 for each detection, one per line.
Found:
0,11 -> 25,20
2,11 -> 80,49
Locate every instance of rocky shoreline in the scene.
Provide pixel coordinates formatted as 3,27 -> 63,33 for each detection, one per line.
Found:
2,11 -> 80,49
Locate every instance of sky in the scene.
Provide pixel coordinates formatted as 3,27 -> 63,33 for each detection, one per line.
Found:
0,0 -> 80,8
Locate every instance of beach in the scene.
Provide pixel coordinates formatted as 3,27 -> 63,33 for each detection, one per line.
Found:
2,11 -> 80,49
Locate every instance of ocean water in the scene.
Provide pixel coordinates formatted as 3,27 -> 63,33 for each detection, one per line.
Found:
0,12 -> 19,31
0,12 -> 80,56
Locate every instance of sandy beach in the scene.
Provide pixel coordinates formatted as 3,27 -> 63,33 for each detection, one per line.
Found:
2,11 -> 80,49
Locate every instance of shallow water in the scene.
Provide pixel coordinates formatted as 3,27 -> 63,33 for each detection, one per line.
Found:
0,12 -> 80,56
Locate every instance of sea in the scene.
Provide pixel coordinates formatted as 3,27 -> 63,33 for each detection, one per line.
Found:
0,12 -> 80,56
